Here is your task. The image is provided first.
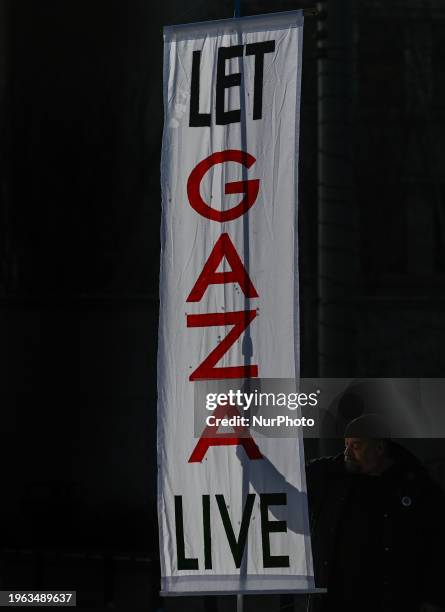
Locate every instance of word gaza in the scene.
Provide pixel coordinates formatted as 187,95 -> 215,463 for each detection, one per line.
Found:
186,149 -> 263,462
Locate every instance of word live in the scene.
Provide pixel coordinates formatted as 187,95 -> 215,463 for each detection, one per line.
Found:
175,493 -> 290,570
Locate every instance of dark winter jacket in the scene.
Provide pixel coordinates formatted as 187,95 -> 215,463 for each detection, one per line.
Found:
305,443 -> 445,612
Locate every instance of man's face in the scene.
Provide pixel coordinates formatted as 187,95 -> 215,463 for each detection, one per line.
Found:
344,437 -> 384,475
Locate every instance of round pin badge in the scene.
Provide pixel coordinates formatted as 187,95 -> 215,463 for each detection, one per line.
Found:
401,496 -> 412,507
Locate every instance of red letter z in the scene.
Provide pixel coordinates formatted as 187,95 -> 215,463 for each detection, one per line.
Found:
187,310 -> 258,380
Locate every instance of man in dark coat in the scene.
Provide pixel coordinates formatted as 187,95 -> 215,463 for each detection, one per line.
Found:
306,414 -> 445,612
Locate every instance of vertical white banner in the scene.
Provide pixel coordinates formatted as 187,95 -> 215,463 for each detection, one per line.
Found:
158,11 -> 314,594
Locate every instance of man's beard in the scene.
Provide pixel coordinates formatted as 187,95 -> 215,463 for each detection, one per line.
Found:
344,458 -> 362,474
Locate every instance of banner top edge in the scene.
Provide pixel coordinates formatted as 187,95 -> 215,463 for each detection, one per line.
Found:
163,9 -> 303,40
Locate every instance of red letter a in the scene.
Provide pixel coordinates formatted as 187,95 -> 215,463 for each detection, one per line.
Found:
188,402 -> 262,463
186,233 -> 258,303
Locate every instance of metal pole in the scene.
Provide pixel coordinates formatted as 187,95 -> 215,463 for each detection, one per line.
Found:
233,0 -> 256,607
236,593 -> 244,612
236,2 -> 248,610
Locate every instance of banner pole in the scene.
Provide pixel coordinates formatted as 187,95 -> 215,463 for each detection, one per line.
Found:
237,593 -> 244,612
235,2 -> 248,612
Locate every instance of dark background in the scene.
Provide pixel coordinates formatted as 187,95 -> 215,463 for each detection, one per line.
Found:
0,0 -> 444,609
